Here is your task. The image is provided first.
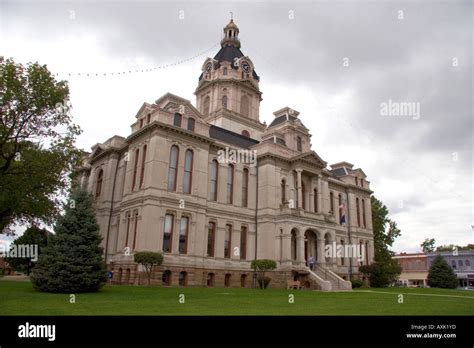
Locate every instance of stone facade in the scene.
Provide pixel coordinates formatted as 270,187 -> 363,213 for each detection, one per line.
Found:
77,20 -> 374,290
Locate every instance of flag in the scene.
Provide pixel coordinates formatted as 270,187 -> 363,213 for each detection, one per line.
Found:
339,203 -> 346,224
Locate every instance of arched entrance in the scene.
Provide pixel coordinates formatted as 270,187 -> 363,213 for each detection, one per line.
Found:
304,230 -> 317,265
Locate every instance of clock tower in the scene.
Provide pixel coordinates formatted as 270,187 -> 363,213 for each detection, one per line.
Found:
195,19 -> 265,140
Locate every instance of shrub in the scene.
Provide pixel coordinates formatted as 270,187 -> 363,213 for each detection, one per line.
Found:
351,279 -> 363,288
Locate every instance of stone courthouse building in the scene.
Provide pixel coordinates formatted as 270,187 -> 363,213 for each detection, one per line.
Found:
77,20 -> 374,290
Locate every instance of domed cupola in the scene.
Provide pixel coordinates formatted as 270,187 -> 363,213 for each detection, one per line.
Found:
221,19 -> 241,48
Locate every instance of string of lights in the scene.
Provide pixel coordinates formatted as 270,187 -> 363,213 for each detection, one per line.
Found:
55,43 -> 219,78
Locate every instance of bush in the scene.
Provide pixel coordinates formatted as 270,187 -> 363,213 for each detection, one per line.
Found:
134,251 -> 163,285
359,259 -> 401,288
427,255 -> 458,289
257,276 -> 272,289
31,188 -> 107,293
351,279 -> 363,288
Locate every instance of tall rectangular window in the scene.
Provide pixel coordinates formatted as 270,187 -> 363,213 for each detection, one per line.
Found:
226,165 -> 234,204
167,146 -> 179,191
132,149 -> 139,190
140,145 -> 147,188
207,222 -> 215,257
224,224 -> 232,258
132,210 -> 138,250
240,226 -> 247,260
242,168 -> 248,207
173,113 -> 182,127
163,214 -> 173,253
183,150 -> 193,194
330,191 -> 334,214
125,212 -> 131,248
313,189 -> 318,212
362,199 -> 367,228
356,198 -> 361,227
179,216 -> 188,254
209,160 -> 218,201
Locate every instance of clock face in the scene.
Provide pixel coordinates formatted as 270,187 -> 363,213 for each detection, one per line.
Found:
205,62 -> 213,72
242,62 -> 250,73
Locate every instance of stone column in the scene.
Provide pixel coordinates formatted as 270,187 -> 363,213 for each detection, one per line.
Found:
296,233 -> 305,264
309,177 -> 315,212
296,169 -> 303,209
317,176 -> 322,213
317,238 -> 325,264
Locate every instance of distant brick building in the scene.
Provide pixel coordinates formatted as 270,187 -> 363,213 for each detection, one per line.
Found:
394,253 -> 428,287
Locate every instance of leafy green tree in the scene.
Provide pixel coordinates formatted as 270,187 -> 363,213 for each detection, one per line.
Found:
251,259 -> 277,289
427,255 -> 458,289
4,226 -> 51,275
31,188 -> 107,293
0,57 -> 82,235
437,244 -> 474,252
359,196 -> 402,287
134,251 -> 163,285
421,238 -> 436,253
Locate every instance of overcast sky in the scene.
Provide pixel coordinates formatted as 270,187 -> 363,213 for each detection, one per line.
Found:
1,0 -> 472,253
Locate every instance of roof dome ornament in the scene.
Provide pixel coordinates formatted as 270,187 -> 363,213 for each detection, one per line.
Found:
221,17 -> 241,48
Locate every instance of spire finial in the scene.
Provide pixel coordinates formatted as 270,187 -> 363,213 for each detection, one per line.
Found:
230,12 -> 233,20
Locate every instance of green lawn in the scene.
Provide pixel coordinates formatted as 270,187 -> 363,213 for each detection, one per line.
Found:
1,280 -> 473,315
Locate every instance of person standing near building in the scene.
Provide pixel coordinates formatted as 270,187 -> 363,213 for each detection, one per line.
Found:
309,255 -> 315,271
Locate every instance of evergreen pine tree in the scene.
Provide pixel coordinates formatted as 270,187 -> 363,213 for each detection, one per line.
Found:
427,255 -> 458,289
31,188 -> 107,292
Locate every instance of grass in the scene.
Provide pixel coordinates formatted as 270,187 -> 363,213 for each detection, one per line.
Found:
1,280 -> 473,315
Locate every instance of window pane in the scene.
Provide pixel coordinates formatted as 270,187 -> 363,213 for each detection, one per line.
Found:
163,214 -> 173,252
210,160 -> 218,201
179,217 -> 188,254
167,146 -> 178,191
240,227 -> 247,260
226,165 -> 234,204
183,150 -> 193,194
224,224 -> 232,258
207,222 -> 215,257
174,113 -> 182,127
187,118 -> 195,131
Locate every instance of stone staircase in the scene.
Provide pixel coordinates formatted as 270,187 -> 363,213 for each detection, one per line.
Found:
307,265 -> 352,291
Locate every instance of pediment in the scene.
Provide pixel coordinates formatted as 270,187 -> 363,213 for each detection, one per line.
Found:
291,151 -> 327,168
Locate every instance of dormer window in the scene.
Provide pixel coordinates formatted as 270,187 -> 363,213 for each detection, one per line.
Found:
223,67 -> 227,75
147,113 -> 151,124
174,113 -> 182,127
139,118 -> 144,128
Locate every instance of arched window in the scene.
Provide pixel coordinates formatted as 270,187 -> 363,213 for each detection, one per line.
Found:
297,136 -> 302,152
167,146 -> 179,191
209,160 -> 218,201
223,67 -> 228,75
163,214 -> 173,253
139,118 -> 144,128
329,191 -> 334,214
360,178 -> 364,187
162,270 -> 171,286
362,199 -> 366,228
451,260 -> 456,269
301,182 -> 306,210
355,177 -> 358,185
146,113 -> 151,124
183,150 -> 193,194
365,241 -> 369,265
207,222 -> 215,257
281,179 -> 286,204
240,226 -> 247,260
179,271 -> 187,286
207,273 -> 215,287
173,113 -> 182,127
241,130 -> 250,137
140,145 -> 147,188
313,188 -> 318,212
179,216 -> 189,254
132,148 -> 139,190
187,118 -> 195,131
95,169 -> 103,197
242,168 -> 249,207
458,260 -> 463,267
224,273 -> 231,287
466,260 -> 471,268
226,164 -> 234,204
224,224 -> 232,258
132,210 -> 138,250
222,95 -> 228,109
203,96 -> 210,116
240,95 -> 249,116
356,198 -> 361,227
